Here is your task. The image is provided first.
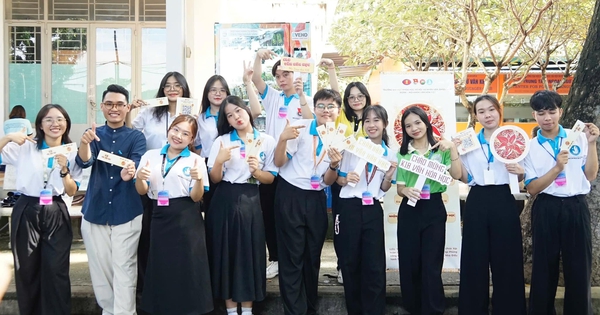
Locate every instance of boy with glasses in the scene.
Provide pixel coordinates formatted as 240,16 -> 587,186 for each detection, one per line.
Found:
77,84 -> 147,315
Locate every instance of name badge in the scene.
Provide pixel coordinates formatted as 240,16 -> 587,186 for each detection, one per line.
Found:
310,175 -> 320,190
483,168 -> 495,185
420,184 -> 431,200
278,106 -> 288,119
555,172 -> 567,187
240,146 -> 246,159
157,190 -> 169,206
362,191 -> 374,205
39,189 -> 53,205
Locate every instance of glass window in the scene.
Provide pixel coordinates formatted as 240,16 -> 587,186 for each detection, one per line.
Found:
6,0 -> 44,20
48,0 -> 135,21
8,26 -> 42,118
94,0 -> 134,21
140,28 -> 167,100
139,0 -> 166,21
51,28 -> 88,124
49,0 -> 90,20
95,28 -> 132,124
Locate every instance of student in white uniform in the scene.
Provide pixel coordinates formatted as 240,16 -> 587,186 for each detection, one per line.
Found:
523,90 -> 599,315
455,95 -> 526,315
195,63 -> 262,214
396,106 -> 462,315
135,114 -> 213,314
0,104 -> 82,315
131,71 -> 191,295
206,95 -> 278,315
273,89 -> 343,315
252,49 -> 314,279
335,105 -> 397,315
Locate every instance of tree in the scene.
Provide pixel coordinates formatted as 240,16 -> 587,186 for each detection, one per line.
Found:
329,0 -> 591,126
521,0 -> 600,285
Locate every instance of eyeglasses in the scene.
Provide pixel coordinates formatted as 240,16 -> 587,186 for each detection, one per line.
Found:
169,126 -> 192,139
348,95 -> 365,102
164,84 -> 182,91
209,88 -> 227,94
316,104 -> 338,111
102,102 -> 128,109
42,117 -> 66,125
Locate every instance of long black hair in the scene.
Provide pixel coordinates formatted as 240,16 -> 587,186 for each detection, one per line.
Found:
35,104 -> 72,150
217,96 -> 256,136
200,75 -> 231,114
153,71 -> 190,121
343,82 -> 371,122
399,106 -> 437,155
362,105 -> 389,146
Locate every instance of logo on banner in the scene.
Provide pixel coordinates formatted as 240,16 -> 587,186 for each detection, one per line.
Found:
420,79 -> 426,85
402,79 -> 411,85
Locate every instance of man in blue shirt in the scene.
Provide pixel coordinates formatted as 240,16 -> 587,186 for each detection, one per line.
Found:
76,84 -> 146,315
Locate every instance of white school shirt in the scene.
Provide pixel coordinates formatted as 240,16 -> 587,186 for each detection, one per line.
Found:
0,141 -> 83,197
460,129 -> 523,186
338,141 -> 398,200
523,126 -> 590,197
260,85 -> 313,141
132,108 -> 176,150
207,129 -> 278,184
279,119 -> 332,191
194,110 -> 219,158
136,145 -> 209,200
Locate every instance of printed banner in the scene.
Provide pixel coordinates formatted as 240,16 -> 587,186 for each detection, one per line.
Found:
380,72 -> 462,272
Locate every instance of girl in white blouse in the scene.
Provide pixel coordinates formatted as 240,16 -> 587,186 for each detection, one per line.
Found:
0,104 -> 81,314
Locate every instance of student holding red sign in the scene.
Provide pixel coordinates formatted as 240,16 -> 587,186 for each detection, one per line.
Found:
395,105 -> 462,315
454,95 -> 527,315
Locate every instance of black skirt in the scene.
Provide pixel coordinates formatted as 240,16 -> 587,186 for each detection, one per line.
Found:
206,181 -> 266,302
141,197 -> 213,315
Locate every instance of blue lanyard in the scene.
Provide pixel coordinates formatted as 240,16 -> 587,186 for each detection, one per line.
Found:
538,138 -> 563,161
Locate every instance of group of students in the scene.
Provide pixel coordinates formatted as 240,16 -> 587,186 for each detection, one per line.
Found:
0,49 -> 597,315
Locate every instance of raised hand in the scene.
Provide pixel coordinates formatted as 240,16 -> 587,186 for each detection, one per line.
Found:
318,58 -> 335,70
9,128 -> 36,145
293,77 -> 304,96
190,159 -> 203,181
137,161 -> 152,181
247,156 -> 260,174
385,161 -> 398,179
280,120 -> 306,141
242,61 -> 254,84
432,138 -> 455,152
555,150 -> 569,171
54,153 -> 69,171
346,171 -> 360,184
402,187 -> 422,201
216,142 -> 240,164
131,99 -> 145,109
256,49 -> 278,61
121,161 -> 136,181
327,148 -> 342,167
505,163 -> 524,175
81,122 -> 100,145
584,123 -> 599,144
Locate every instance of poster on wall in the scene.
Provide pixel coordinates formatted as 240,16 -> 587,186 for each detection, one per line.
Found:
380,72 -> 462,272
214,22 -> 312,99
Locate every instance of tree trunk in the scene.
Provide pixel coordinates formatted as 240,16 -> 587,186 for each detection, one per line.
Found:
522,0 -> 600,285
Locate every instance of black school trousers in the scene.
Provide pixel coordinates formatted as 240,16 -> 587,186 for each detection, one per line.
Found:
528,193 -> 592,315
12,195 -> 72,315
397,193 -> 446,315
260,176 -> 279,262
337,197 -> 386,315
275,177 -> 328,315
458,185 -> 526,315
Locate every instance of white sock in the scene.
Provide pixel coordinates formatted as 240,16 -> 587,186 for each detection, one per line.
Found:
227,307 -> 237,314
241,307 -> 252,315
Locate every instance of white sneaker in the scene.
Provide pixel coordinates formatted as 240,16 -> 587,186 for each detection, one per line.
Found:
266,261 -> 279,279
337,269 -> 343,284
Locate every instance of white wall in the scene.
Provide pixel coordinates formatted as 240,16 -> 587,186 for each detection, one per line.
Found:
0,2 -> 5,136
183,0 -> 339,96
